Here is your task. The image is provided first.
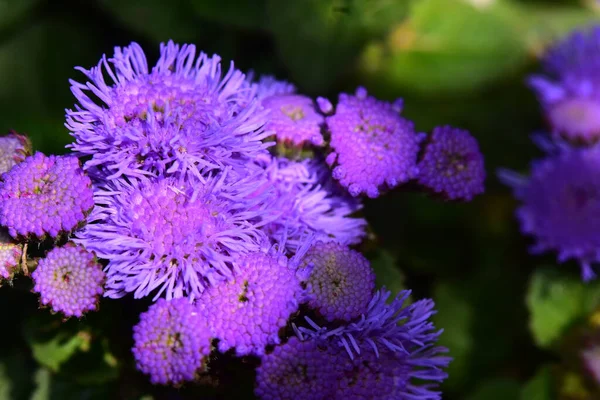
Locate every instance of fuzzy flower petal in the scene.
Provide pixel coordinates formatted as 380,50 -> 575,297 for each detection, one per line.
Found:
499,145 -> 600,280
0,229 -> 22,281
252,75 -> 296,101
75,172 -> 268,300
302,241 -> 375,322
67,41 -> 271,179
197,251 -> 305,356
132,298 -> 212,385
32,244 -> 105,317
326,87 -> 420,198
262,94 -> 324,147
0,131 -> 31,176
0,153 -> 94,239
417,126 -> 485,201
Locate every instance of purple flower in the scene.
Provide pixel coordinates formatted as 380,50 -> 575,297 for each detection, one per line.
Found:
261,95 -> 324,147
528,26 -> 600,143
325,87 -> 420,198
302,241 -> 375,322
32,243 -> 105,318
417,126 -> 485,201
0,131 -> 30,176
0,153 -> 94,239
252,75 -> 296,101
254,337 -> 339,400
196,250 -> 307,356
295,289 -> 450,398
75,172 -> 269,300
0,229 -> 22,282
256,155 -> 366,252
499,145 -> 600,280
132,298 -> 212,385
67,41 -> 271,179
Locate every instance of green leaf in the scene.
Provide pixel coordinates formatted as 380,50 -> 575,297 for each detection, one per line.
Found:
527,267 -> 600,349
30,332 -> 90,373
521,366 -> 556,400
188,0 -> 267,30
466,378 -> 521,400
0,361 -> 12,400
361,0 -> 528,96
101,0 -> 203,43
30,369 -> 51,400
369,249 -> 406,295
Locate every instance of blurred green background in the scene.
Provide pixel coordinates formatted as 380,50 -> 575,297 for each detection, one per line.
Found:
2,0 -> 600,399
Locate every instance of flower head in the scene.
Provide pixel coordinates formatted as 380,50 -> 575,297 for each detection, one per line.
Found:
257,155 -> 366,252
417,126 -> 485,201
67,41 -> 270,179
196,251 -> 306,356
32,243 -> 105,317
0,229 -> 22,282
499,145 -> 600,280
0,153 -> 94,239
302,241 -> 375,322
262,95 -> 324,147
325,87 -> 420,198
295,289 -> 450,398
254,337 -> 339,400
132,298 -> 212,385
252,75 -> 296,101
528,26 -> 600,143
0,131 -> 30,176
75,172 -> 268,300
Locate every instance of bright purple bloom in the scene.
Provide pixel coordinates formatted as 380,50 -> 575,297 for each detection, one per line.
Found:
296,289 -> 450,399
0,229 -> 22,282
75,172 -> 269,300
499,145 -> 600,281
132,298 -> 212,385
325,87 -> 420,198
32,244 -> 105,318
67,41 -> 270,179
196,251 -> 307,356
261,95 -> 324,147
0,131 -> 30,176
256,155 -> 366,252
0,153 -> 94,239
252,75 -> 296,101
302,241 -> 375,322
528,26 -> 600,143
254,337 -> 339,400
417,126 -> 485,201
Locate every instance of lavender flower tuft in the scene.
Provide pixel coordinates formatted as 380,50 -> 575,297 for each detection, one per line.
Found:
302,241 -> 375,322
196,251 -> 305,356
0,229 -> 22,282
417,126 -> 485,201
32,244 -> 105,317
325,87 -> 420,198
0,153 -> 94,239
132,298 -> 212,385
0,131 -> 31,176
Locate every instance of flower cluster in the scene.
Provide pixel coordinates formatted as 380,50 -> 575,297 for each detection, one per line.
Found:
502,25 -> 600,280
0,131 -> 30,176
0,39 -> 490,397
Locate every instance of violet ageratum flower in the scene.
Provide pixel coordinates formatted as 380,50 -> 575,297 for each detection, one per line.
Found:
499,145 -> 600,281
0,153 -> 94,239
301,241 -> 375,322
417,126 -> 485,201
0,131 -> 30,176
261,94 -> 324,147
32,243 -> 105,318
254,337 -> 339,400
0,229 -> 22,282
75,171 -> 269,300
296,289 -> 450,399
196,250 -> 307,356
256,155 -> 366,252
67,41 -> 271,179
325,87 -> 420,198
252,75 -> 296,101
132,297 -> 212,385
528,26 -> 600,143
